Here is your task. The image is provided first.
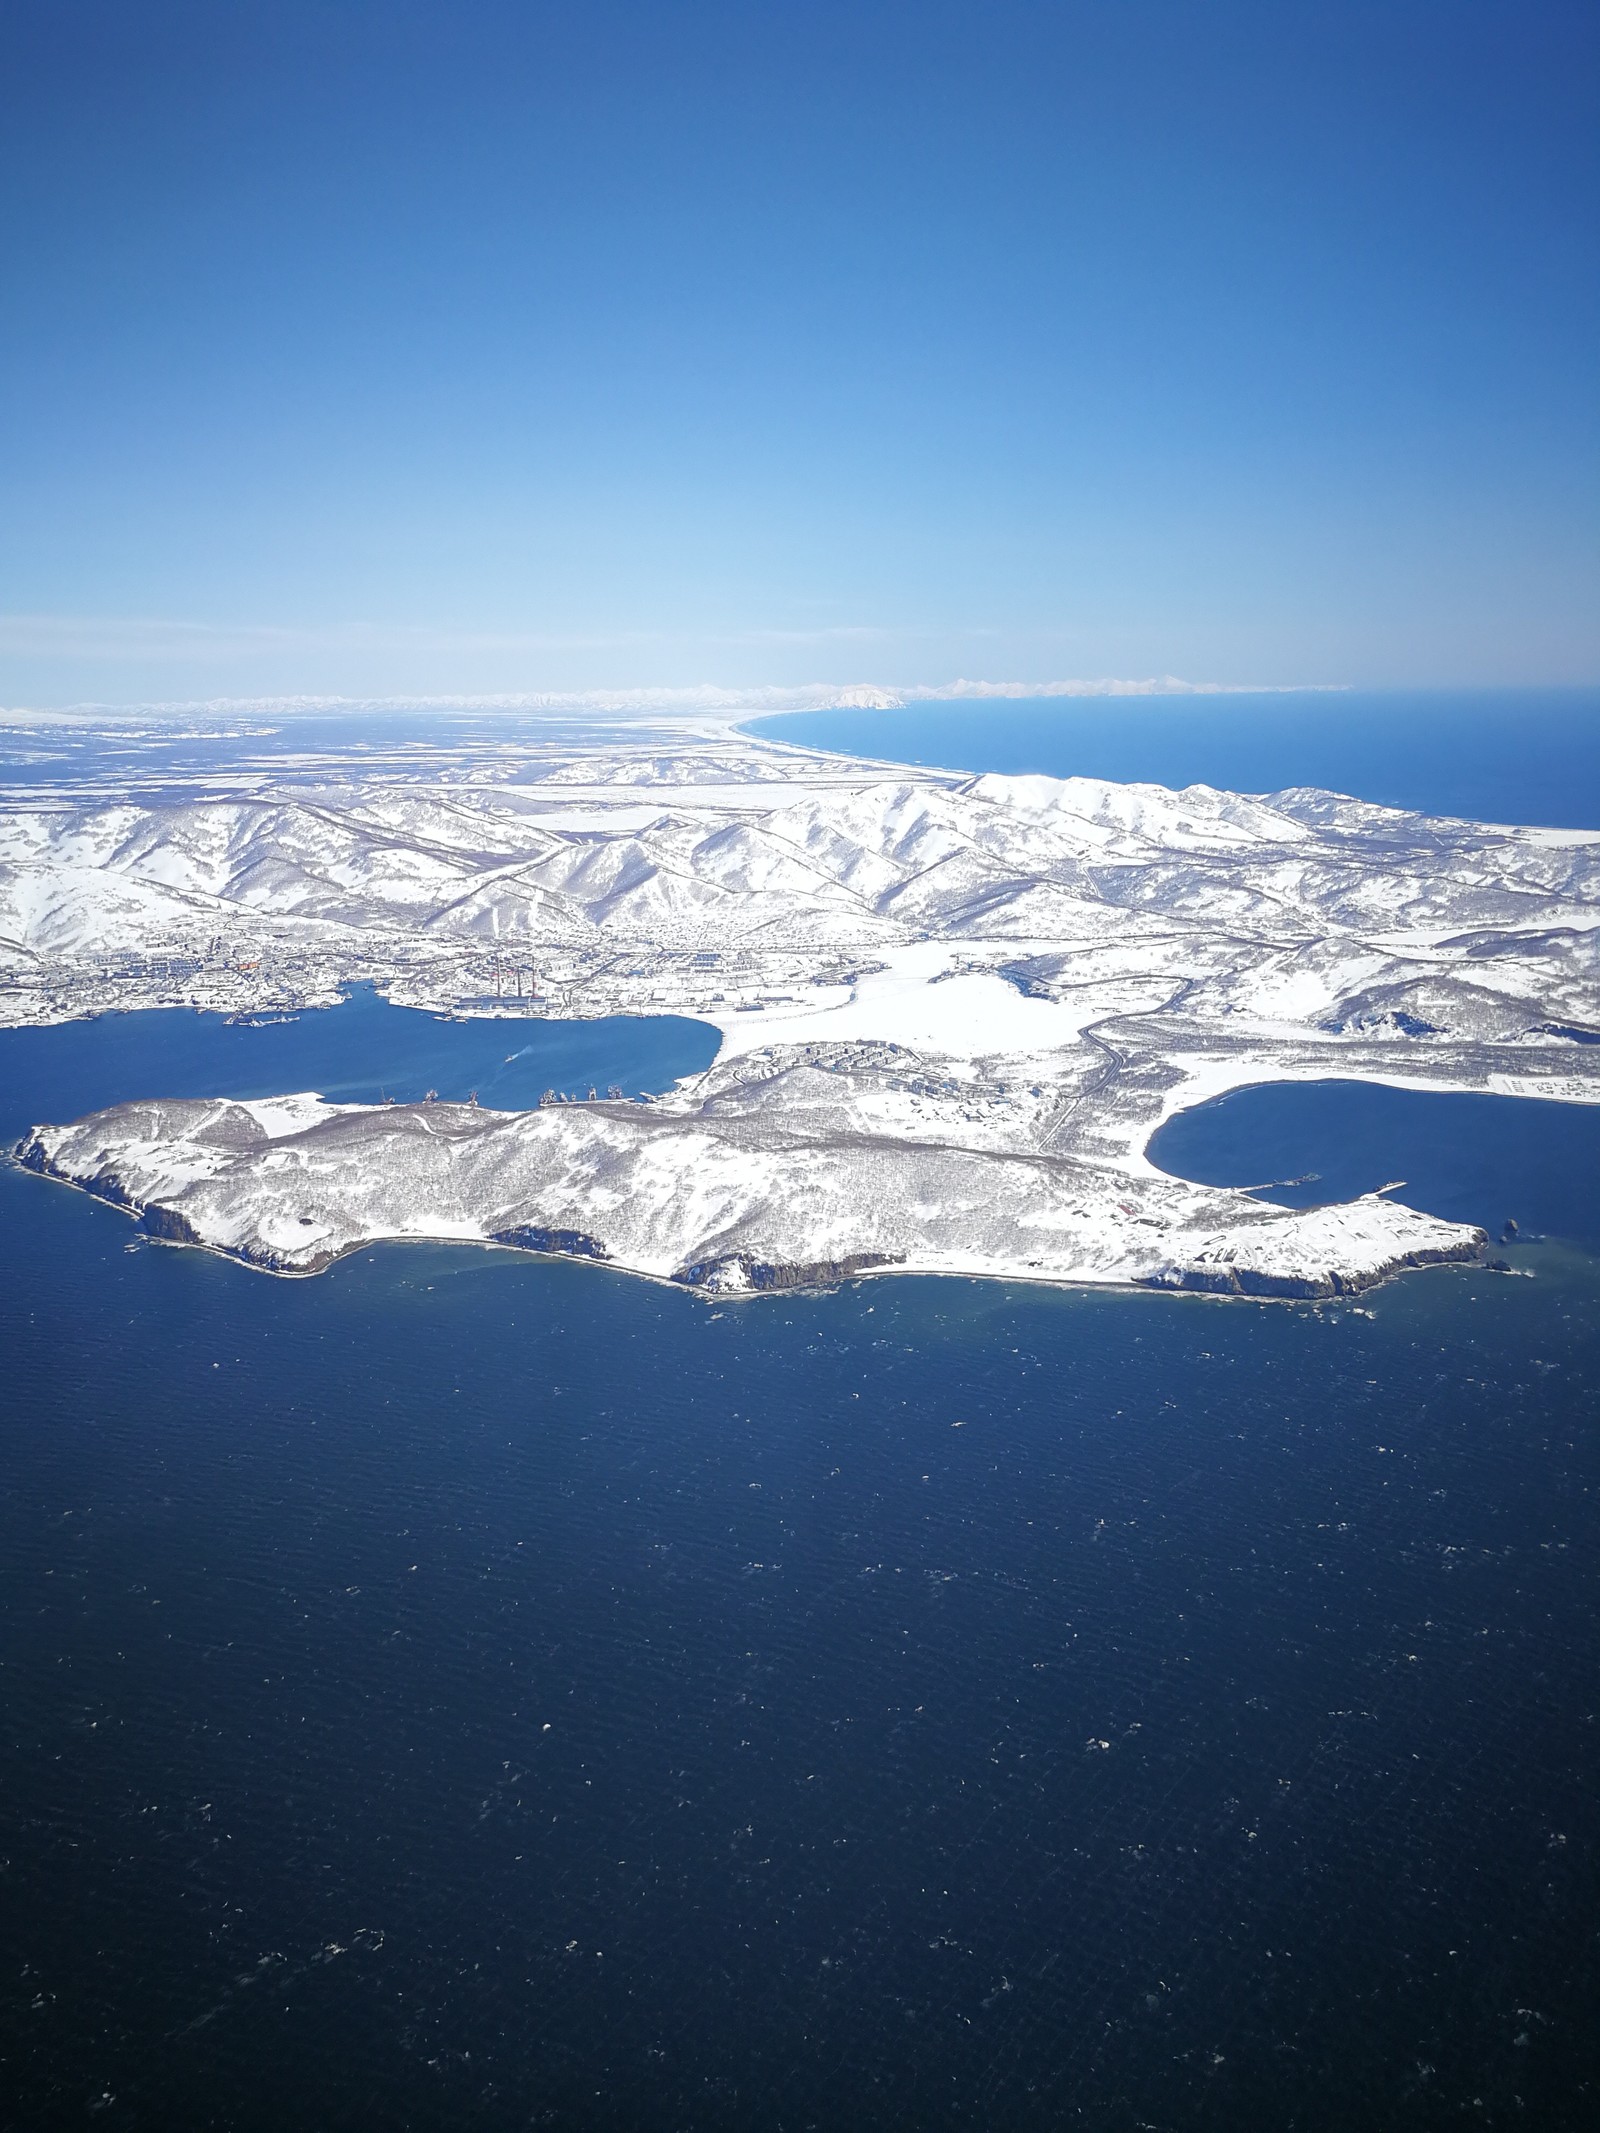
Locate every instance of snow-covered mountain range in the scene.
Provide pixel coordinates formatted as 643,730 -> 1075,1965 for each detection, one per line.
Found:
6,716 -> 1598,1296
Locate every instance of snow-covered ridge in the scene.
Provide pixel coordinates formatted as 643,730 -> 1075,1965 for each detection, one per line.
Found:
4,717 -> 1597,1297
18,1087 -> 1484,1298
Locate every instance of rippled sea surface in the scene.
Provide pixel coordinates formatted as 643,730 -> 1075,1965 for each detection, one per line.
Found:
4,1164 -> 1597,2130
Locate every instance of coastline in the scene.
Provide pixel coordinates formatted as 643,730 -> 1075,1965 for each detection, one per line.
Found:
7,1135 -> 1491,1302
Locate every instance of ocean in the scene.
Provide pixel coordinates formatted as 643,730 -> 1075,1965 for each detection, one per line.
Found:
2,698 -> 1597,2128
755,686 -> 1600,831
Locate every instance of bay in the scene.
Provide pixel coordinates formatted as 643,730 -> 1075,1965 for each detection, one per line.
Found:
1150,1080 -> 1600,1251
0,984 -> 717,1146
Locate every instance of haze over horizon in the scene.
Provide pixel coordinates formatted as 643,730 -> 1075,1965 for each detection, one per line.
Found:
3,0 -> 1596,708
2,674 -> 1360,721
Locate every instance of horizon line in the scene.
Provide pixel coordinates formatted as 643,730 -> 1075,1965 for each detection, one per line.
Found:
0,677 -> 1359,724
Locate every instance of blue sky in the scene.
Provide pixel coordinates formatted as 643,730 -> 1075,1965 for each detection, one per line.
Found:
2,0 -> 1596,705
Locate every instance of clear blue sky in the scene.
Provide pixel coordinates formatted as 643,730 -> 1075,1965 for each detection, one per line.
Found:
2,0 -> 1596,705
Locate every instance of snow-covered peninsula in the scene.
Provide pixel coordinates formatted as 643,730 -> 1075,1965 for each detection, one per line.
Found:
5,710 -> 1599,1296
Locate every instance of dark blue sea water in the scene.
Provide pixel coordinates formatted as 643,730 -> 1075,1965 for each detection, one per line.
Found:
756,687 -> 1600,831
3,704 -> 1599,2127
3,1145 -> 1597,2130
